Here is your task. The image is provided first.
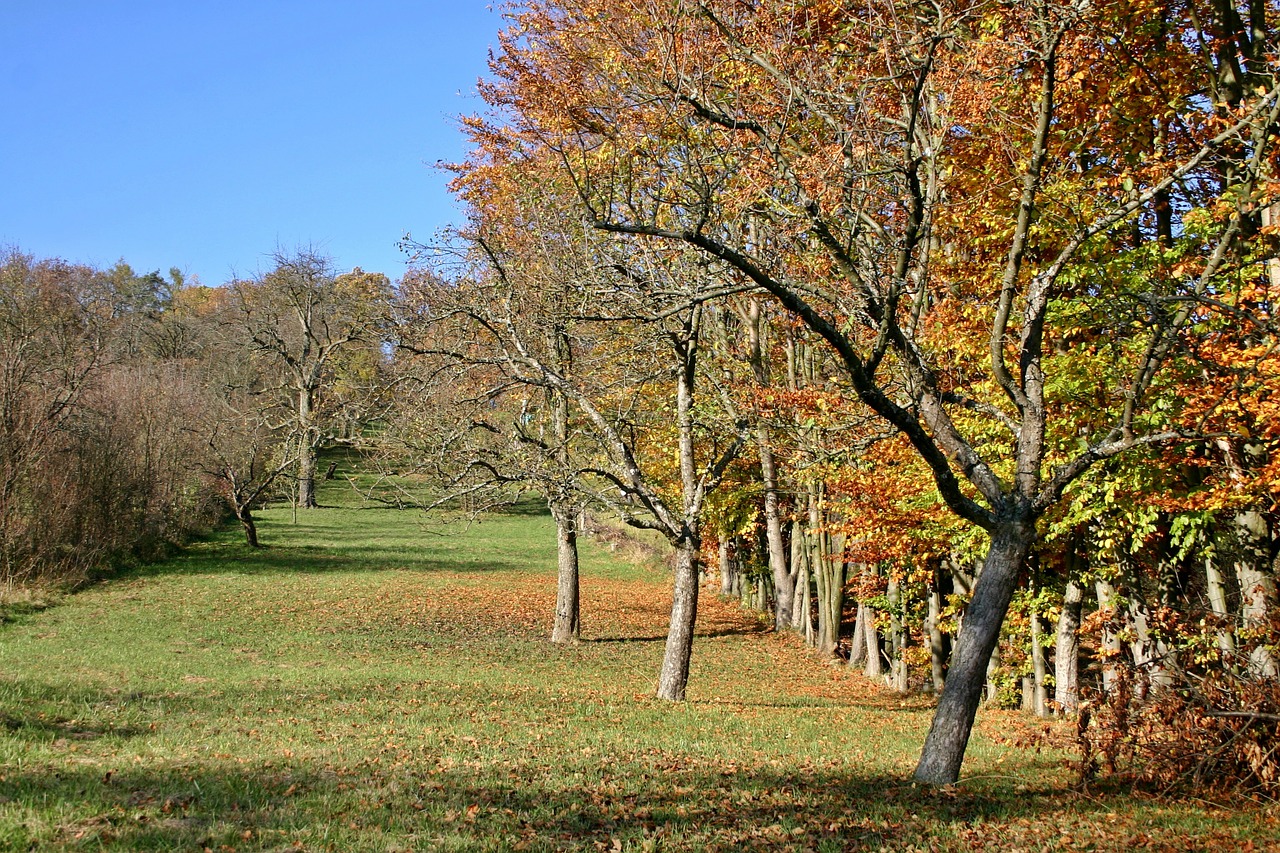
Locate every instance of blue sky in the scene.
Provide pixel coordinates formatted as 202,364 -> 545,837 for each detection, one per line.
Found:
1,2 -> 503,285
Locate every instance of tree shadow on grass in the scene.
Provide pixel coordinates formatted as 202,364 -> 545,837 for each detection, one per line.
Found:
0,751 -> 1179,852
589,623 -> 770,644
0,712 -> 148,744
123,540 -> 536,580
1,678 -> 1258,850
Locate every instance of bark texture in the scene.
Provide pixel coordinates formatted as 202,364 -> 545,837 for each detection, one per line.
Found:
914,522 -> 1032,785
551,511 -> 580,644
297,390 -> 318,509
1095,579 -> 1123,694
759,433 -> 794,632
718,538 -> 737,596
1235,511 -> 1278,677
237,507 -> 260,549
1054,580 -> 1083,712
657,539 -> 701,701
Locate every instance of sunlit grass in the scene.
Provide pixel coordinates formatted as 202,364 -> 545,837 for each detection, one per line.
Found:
0,456 -> 1275,850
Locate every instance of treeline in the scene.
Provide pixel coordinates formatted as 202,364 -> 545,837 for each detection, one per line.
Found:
0,248 -> 389,585
0,252 -> 214,585
381,0 -> 1280,792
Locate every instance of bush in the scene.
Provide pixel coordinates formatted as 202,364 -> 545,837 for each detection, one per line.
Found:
1077,622 -> 1280,796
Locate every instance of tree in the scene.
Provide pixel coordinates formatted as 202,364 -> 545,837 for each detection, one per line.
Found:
392,262 -> 589,644
229,250 -> 388,509
198,400 -> 299,548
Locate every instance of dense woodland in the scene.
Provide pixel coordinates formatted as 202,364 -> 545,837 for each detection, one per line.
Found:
3,0 -> 1278,794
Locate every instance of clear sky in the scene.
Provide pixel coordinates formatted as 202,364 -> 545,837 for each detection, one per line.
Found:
1,1 -> 504,286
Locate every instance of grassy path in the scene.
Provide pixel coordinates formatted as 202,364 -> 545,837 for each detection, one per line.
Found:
1,476 -> 1276,850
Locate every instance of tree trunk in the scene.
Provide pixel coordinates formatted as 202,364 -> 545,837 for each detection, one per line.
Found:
1205,554 -> 1236,658
927,560 -> 952,693
984,642 -> 1001,707
1235,510 -> 1278,677
297,452 -> 317,508
887,577 -> 908,692
296,389 -> 318,509
550,510 -> 580,644
1095,579 -> 1123,694
743,298 -> 795,633
791,524 -> 814,640
1262,201 -> 1280,289
863,605 -> 883,679
927,589 -> 945,693
1126,597 -> 1160,696
237,505 -> 260,548
1030,607 -> 1047,717
718,537 -> 736,597
811,491 -> 844,658
848,601 -> 868,668
1054,580 -> 1083,713
657,537 -> 701,701
914,521 -> 1032,786
759,430 -> 794,632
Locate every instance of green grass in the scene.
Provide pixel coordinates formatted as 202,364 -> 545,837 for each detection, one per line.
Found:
0,458 -> 1276,851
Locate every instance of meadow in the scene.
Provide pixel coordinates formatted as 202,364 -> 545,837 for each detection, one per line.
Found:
0,467 -> 1276,851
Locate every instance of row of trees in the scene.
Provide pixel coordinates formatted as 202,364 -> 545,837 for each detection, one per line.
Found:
381,0 -> 1279,788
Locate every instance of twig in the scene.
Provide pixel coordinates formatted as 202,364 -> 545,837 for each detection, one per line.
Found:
1205,711 -> 1280,723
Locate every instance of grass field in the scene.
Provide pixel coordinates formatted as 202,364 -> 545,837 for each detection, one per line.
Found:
1,464 -> 1277,851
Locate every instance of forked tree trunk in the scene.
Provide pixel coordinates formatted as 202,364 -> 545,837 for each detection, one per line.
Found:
744,298 -> 795,633
1055,580 -> 1083,713
810,492 -> 845,658
791,526 -> 813,640
1127,597 -> 1161,696
887,578 -> 908,692
815,553 -> 846,658
550,510 -> 580,644
914,521 -> 1032,785
657,538 -> 701,701
1119,546 -> 1172,693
